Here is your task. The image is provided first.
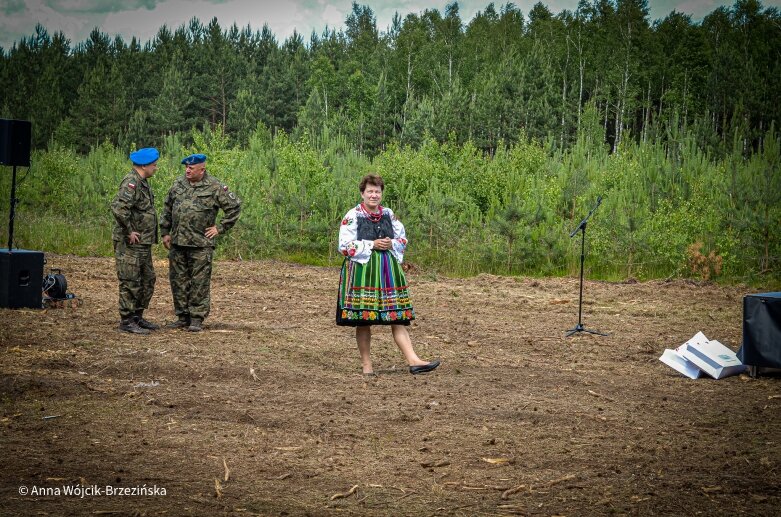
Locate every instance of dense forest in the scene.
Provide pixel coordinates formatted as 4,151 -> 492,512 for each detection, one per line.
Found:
2,0 -> 779,155
0,0 -> 779,284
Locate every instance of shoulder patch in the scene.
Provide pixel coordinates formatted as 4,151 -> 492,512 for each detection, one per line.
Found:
122,190 -> 133,199
128,183 -> 136,189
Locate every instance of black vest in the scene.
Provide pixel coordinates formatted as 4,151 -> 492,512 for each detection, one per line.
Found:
356,212 -> 394,240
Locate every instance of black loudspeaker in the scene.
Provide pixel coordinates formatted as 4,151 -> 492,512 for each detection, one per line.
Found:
0,119 -> 32,167
0,249 -> 44,309
739,292 -> 781,369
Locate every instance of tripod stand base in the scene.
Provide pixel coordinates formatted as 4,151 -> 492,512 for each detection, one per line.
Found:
565,323 -> 608,337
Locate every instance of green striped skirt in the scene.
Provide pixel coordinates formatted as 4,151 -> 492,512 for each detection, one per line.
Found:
336,250 -> 416,326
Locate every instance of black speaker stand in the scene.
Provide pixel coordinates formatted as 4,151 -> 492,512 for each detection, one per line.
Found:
7,164 -> 17,250
566,197 -> 607,338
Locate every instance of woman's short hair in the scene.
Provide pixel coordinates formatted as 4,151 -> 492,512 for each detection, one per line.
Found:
359,174 -> 384,192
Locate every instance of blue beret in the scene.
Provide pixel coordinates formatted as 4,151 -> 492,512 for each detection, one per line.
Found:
129,147 -> 159,166
181,153 -> 207,165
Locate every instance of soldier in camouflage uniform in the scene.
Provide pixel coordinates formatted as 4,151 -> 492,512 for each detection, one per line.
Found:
160,153 -> 241,332
111,147 -> 160,334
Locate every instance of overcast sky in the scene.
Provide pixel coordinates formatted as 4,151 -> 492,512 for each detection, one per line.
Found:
2,0 -> 778,50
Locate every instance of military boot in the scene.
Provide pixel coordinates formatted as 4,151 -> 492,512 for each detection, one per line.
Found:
119,318 -> 151,335
165,317 -> 190,329
187,318 -> 203,332
135,311 -> 160,330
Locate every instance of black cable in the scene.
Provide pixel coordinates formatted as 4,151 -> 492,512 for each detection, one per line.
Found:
16,166 -> 31,185
42,275 -> 56,294
7,166 -> 31,249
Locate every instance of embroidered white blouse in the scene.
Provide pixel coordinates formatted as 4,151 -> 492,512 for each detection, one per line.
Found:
337,205 -> 408,264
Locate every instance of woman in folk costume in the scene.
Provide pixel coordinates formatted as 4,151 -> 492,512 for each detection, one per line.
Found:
336,174 -> 440,377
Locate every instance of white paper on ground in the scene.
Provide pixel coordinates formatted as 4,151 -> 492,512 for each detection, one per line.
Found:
681,331 -> 710,352
659,348 -> 702,379
658,331 -> 709,379
682,335 -> 747,379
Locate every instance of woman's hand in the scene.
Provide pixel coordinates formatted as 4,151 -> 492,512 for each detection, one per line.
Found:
373,237 -> 392,250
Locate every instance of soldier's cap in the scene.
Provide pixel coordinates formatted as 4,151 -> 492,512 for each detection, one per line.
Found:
129,147 -> 159,166
181,153 -> 207,165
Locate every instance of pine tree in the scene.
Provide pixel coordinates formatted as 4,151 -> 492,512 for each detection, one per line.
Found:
147,57 -> 194,141
68,61 -> 128,152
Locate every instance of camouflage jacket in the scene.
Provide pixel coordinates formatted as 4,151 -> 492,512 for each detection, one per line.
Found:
160,173 -> 241,248
111,169 -> 158,244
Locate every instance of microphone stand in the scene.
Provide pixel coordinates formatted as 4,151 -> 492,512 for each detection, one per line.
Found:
566,196 -> 607,337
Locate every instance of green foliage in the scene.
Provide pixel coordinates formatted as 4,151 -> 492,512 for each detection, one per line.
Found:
0,123 -> 779,285
1,4 -> 780,284
3,3 -> 780,157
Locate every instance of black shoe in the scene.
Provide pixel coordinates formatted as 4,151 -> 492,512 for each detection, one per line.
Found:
187,318 -> 203,332
165,318 -> 190,329
409,359 -> 441,375
135,316 -> 160,330
119,319 -> 151,335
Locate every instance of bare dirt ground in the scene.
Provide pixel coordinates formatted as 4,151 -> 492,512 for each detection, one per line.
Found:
0,255 -> 779,516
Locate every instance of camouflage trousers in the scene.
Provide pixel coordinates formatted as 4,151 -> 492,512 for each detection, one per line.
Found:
114,240 -> 156,319
168,245 -> 213,321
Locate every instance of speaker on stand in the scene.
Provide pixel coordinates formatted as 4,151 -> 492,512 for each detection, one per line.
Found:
0,118 -> 42,309
0,119 -> 31,168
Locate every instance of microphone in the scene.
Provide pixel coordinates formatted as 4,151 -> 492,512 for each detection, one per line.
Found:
569,195 -> 603,238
